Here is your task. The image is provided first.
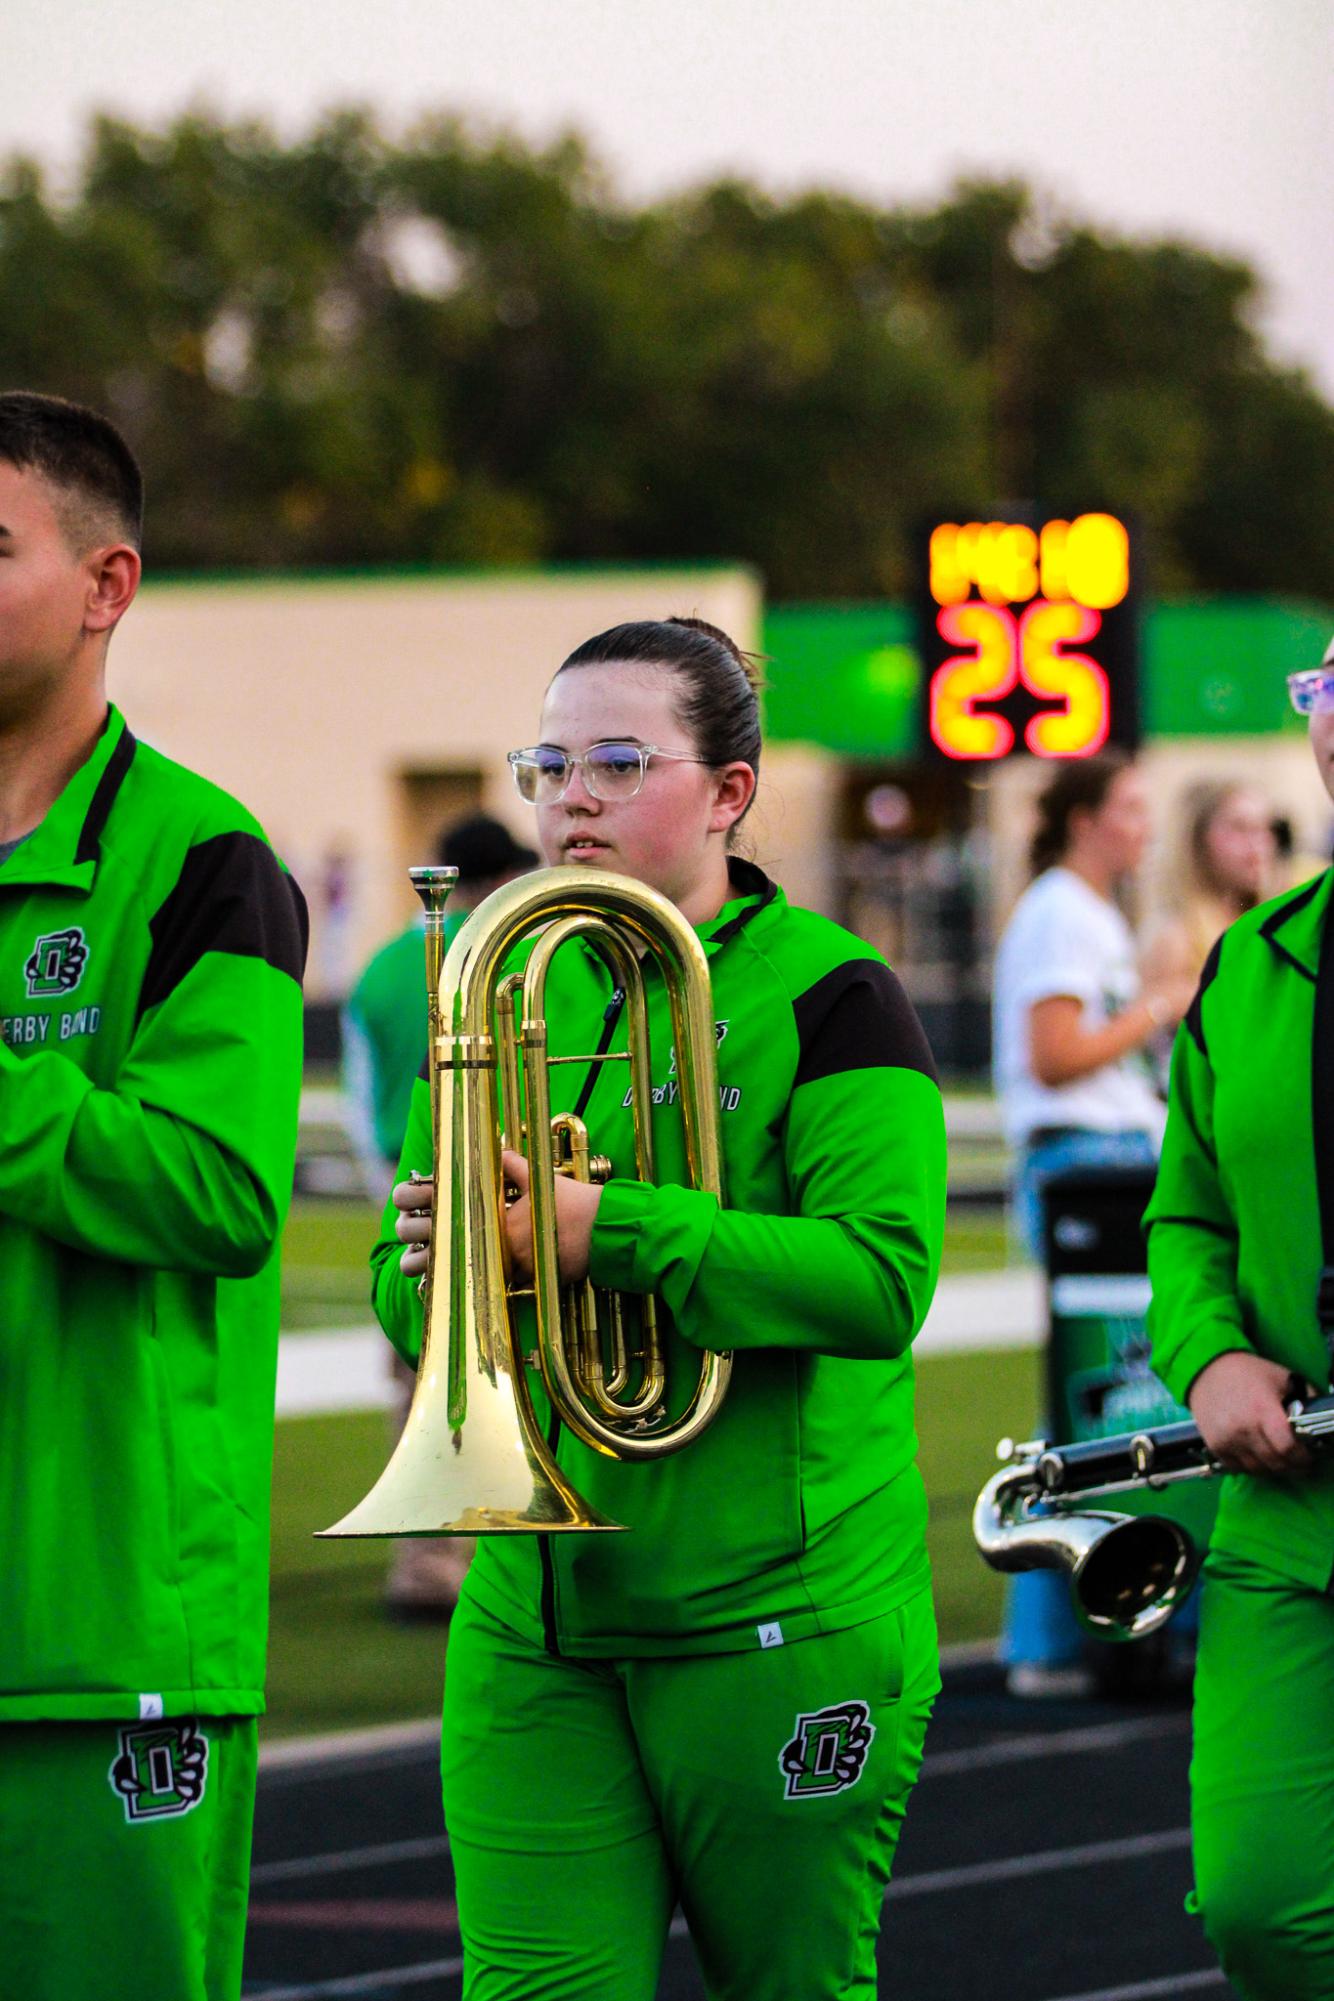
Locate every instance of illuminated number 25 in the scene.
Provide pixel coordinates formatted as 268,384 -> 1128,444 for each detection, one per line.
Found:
930,601 -> 1110,759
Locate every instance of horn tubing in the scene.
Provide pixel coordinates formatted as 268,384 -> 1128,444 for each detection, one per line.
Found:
516,893 -> 730,1458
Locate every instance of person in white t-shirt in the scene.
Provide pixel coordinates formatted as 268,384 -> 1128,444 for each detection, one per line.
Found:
993,751 -> 1195,1693
995,751 -> 1195,1258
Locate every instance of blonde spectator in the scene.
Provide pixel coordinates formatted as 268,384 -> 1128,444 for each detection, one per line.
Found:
1143,782 -> 1276,994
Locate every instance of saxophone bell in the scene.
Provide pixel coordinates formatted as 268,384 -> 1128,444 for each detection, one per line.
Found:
973,1452 -> 1199,1643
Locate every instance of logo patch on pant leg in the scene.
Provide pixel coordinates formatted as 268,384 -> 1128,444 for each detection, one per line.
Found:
779,1699 -> 875,1799
109,1720 -> 209,1822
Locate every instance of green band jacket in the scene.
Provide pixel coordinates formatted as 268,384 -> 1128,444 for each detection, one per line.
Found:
1146,868 -> 1334,1590
0,708 -> 308,1720
371,860 -> 947,1657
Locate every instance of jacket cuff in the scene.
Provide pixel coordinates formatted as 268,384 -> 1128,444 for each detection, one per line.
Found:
588,1178 -> 716,1296
1155,1321 -> 1253,1409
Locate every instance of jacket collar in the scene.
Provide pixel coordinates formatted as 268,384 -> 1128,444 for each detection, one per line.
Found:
569,856 -> 782,1004
698,857 -> 781,951
0,706 -> 138,895
1259,868 -> 1332,982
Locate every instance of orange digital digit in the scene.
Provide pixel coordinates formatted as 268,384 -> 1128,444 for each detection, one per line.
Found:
929,604 -> 1018,759
1038,518 -> 1070,601
1065,513 -> 1129,610
928,524 -> 969,606
978,522 -> 1039,607
1020,601 -> 1110,756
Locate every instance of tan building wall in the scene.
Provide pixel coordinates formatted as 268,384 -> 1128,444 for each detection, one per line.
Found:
108,567 -> 762,996
745,744 -> 841,920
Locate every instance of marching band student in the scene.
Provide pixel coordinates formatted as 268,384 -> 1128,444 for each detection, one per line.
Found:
372,616 -> 946,2000
0,392 -> 307,2001
1146,636 -> 1334,2001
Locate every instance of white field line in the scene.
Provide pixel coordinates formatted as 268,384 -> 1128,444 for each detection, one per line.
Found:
260,1717 -> 440,1774
921,1712 -> 1186,1779
1037,1971 -> 1228,2001
245,1936 -> 1228,2001
251,1833 -> 449,1888
883,1825 -> 1189,1900
243,1955 -> 463,1999
274,1267 -> 1043,1417
244,1831 -> 1200,1999
250,1774 -> 1188,1901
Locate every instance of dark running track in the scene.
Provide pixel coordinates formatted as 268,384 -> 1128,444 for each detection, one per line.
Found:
242,1656 -> 1237,2001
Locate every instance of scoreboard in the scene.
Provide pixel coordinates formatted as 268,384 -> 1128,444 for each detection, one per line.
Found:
919,513 -> 1139,761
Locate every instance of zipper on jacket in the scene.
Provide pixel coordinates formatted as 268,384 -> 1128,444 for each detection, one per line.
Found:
539,1409 -> 563,1656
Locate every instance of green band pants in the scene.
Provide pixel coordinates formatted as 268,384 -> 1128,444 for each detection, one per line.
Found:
0,1715 -> 257,2001
440,1585 -> 938,2001
1191,1551 -> 1334,2000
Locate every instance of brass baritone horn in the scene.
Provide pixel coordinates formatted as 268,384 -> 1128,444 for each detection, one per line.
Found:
321,864 -> 732,1540
973,1394 -> 1334,1640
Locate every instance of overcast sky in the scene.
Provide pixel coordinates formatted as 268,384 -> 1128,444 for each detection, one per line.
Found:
10,0 -> 1334,395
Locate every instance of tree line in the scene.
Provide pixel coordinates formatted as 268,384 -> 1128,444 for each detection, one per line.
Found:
4,109 -> 1331,599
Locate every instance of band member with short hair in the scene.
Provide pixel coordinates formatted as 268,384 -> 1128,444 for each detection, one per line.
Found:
0,391 -> 307,2000
372,616 -> 946,1999
1146,636 -> 1334,2001
343,812 -> 538,1199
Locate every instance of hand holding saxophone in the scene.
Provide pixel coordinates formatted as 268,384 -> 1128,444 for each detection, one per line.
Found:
390,1151 -> 604,1285
1187,1351 -> 1315,1476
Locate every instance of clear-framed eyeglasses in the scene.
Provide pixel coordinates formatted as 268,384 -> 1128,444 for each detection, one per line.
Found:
507,742 -> 710,804
1287,668 -> 1334,717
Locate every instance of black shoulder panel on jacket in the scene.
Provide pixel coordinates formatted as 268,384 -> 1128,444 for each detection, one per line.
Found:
1259,871 -> 1325,942
139,832 -> 309,1019
793,959 -> 938,1088
1183,936 -> 1224,1058
1258,872 -> 1325,984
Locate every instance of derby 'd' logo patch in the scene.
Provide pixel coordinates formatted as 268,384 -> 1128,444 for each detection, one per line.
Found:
779,1699 -> 875,1800
109,1720 -> 209,1823
25,927 -> 89,999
